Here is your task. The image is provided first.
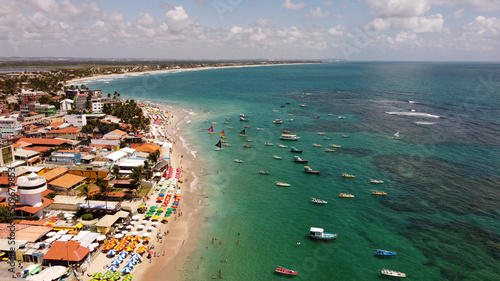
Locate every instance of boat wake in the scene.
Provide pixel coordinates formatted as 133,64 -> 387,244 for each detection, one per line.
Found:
386,111 -> 441,118
414,121 -> 436,125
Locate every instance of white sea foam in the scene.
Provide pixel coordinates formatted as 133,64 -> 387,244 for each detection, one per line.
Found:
415,121 -> 437,125
190,172 -> 199,192
386,112 -> 440,118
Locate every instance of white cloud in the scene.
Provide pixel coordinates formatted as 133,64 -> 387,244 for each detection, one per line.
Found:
324,0 -> 333,7
365,0 -> 430,17
24,0 -> 60,13
328,25 -> 345,36
454,8 -> 464,19
137,12 -> 155,27
164,6 -> 192,34
430,0 -> 500,11
165,6 -> 189,22
308,7 -> 330,19
281,0 -> 306,11
463,16 -> 500,37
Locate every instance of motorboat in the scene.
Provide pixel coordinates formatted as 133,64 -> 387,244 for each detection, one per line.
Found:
239,113 -> 248,118
299,104 -> 307,107
244,125 -> 251,128
338,115 -> 346,119
286,119 -> 294,122
372,190 -> 387,195
234,159 -> 243,163
309,227 -> 337,240
276,182 -> 290,187
273,119 -> 283,124
311,198 -> 328,204
223,143 -> 231,147
294,156 -> 308,163
240,117 -> 249,122
370,179 -> 384,184
245,139 -> 252,142
228,127 -> 234,129
375,249 -> 397,256
328,113 -> 333,116
314,115 -> 320,118
342,135 -> 350,138
342,174 -> 355,178
339,193 -> 354,198
331,144 -> 342,148
325,149 -> 335,152
258,171 -> 269,175
324,136 -> 331,140
257,128 -> 264,130
243,145 -> 252,148
290,147 -> 303,153
275,266 -> 298,276
312,143 -> 322,147
273,155 -> 282,160
283,130 -> 291,133
265,142 -> 274,146
304,166 -> 320,174
317,132 -> 325,135
278,144 -> 287,148
381,269 -> 406,278
280,134 -> 300,141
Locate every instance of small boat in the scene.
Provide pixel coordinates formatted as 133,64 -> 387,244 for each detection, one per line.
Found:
342,135 -> 350,138
273,110 -> 279,112
259,171 -> 269,175
243,145 -> 252,148
290,147 -> 303,153
309,227 -> 337,240
311,198 -> 328,204
381,269 -> 406,278
325,149 -> 335,152
220,139 -> 228,143
375,249 -> 397,256
331,144 -> 341,148
291,108 -> 297,110
338,115 -> 346,119
239,113 -> 248,118
256,128 -> 264,130
280,105 -> 286,108
198,128 -> 207,131
324,136 -> 331,140
277,182 -> 290,187
370,179 -> 384,184
312,143 -> 322,147
299,104 -> 307,107
304,166 -> 320,174
283,130 -> 291,134
286,119 -> 294,122
317,132 -> 325,135
240,117 -> 249,122
392,131 -> 402,140
223,143 -> 232,147
212,122 -> 219,125
264,142 -> 274,146
314,115 -> 320,118
294,156 -> 308,163
215,140 -> 223,151
273,155 -> 282,160
275,266 -> 298,276
339,193 -> 354,198
372,190 -> 387,195
228,127 -> 234,129
223,121 -> 229,124
207,125 -> 215,134
342,173 -> 355,178
273,119 -> 283,124
244,125 -> 251,128
234,159 -> 243,163
278,144 -> 287,148
239,129 -> 247,137
245,139 -> 252,142
219,129 -> 226,138
286,102 -> 291,104
328,113 -> 333,116
225,117 -> 231,121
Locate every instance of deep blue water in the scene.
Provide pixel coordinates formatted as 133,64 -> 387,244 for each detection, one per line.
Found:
83,63 -> 500,280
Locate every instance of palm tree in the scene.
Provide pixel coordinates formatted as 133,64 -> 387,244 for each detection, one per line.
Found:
99,183 -> 114,213
130,166 -> 144,189
77,184 -> 93,213
112,165 -> 120,177
143,160 -> 151,180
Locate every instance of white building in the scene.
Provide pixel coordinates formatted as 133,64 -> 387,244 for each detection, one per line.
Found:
60,99 -> 73,112
64,114 -> 87,127
91,98 -> 103,113
17,173 -> 47,217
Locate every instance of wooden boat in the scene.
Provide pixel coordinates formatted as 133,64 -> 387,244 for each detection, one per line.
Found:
312,143 -> 322,147
258,171 -> 269,175
304,166 -> 320,174
317,132 -> 325,135
222,143 -> 231,147
244,125 -> 251,128
239,129 -> 247,137
207,125 -> 215,134
275,266 -> 298,276
243,145 -> 252,148
311,198 -> 328,204
212,122 -> 219,125
375,249 -> 397,256
372,190 -> 387,195
339,193 -> 354,198
370,179 -> 384,184
293,156 -> 308,163
234,159 -> 243,163
273,119 -> 283,124
215,140 -> 223,151
331,144 -> 342,148
325,149 -> 335,152
342,173 -> 355,178
245,139 -> 252,142
381,269 -> 406,278
290,147 -> 303,153
219,130 -> 226,138
283,130 -> 291,134
309,227 -> 337,240
273,155 -> 282,160
299,104 -> 307,107
278,144 -> 287,148
276,182 -> 290,187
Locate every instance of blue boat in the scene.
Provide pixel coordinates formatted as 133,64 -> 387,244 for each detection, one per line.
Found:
375,249 -> 397,256
309,227 -> 337,240
291,147 -> 303,153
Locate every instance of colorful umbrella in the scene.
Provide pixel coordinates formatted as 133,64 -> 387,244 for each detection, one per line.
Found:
122,267 -> 133,274
92,272 -> 104,279
125,261 -> 135,267
131,253 -> 141,259
123,274 -> 133,281
104,271 -> 114,279
107,250 -> 117,256
108,265 -> 119,272
111,259 -> 121,265
129,257 -> 140,263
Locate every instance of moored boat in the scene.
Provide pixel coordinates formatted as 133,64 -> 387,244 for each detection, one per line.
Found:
370,179 -> 384,184
239,113 -> 248,118
256,128 -> 264,130
294,156 -> 308,163
278,144 -> 287,148
244,125 -> 251,128
304,166 -> 320,174
324,136 -> 331,140
222,143 -> 232,147
273,119 -> 283,124
299,104 -> 307,107
338,115 -> 346,119
245,139 -> 252,142
392,131 -> 402,140
283,130 -> 291,134
325,149 -> 335,152
317,132 -> 325,135
381,269 -> 406,278
258,170 -> 269,175
264,142 -> 274,146
312,143 -> 322,147
273,155 -> 282,160
239,129 -> 247,137
372,190 -> 387,195
314,115 -> 320,118
234,159 -> 243,163
280,134 -> 300,141
243,145 -> 252,148
331,144 -> 342,148
375,249 -> 397,256
339,193 -> 354,198
239,117 -> 249,122
311,198 -> 328,204
275,266 -> 298,276
342,135 -> 350,138
228,127 -> 234,129
309,227 -> 337,240
342,173 -> 355,178
290,147 -> 303,153
277,182 -> 290,187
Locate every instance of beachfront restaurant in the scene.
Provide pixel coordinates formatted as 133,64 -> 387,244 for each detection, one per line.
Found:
94,210 -> 130,234
42,241 -> 90,267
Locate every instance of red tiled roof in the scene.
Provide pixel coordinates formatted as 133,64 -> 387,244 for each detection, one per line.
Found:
49,174 -> 86,189
16,138 -> 72,146
50,121 -> 64,128
131,143 -> 161,153
23,146 -> 52,153
42,241 -> 89,262
42,167 -> 68,182
16,197 -> 54,214
46,127 -> 80,134
110,129 -> 127,136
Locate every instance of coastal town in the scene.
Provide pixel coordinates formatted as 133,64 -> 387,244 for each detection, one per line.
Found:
0,62 -> 207,281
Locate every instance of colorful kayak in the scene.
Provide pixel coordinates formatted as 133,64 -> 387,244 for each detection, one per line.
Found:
275,266 -> 298,276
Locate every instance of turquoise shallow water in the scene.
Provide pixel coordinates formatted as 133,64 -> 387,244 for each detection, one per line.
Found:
83,63 -> 500,280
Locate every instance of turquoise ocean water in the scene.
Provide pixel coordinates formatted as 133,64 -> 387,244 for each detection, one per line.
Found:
83,63 -> 500,280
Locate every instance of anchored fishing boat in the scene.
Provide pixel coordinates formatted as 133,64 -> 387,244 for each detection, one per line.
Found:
331,144 -> 342,148
309,227 -> 337,240
304,166 -> 320,174
243,145 -> 252,148
311,198 -> 328,204
317,132 -> 325,135
325,149 -> 335,152
339,193 -> 354,198
258,170 -> 269,175
278,144 -> 287,148
290,147 -> 303,153
372,190 -> 387,195
370,179 -> 384,184
264,142 -> 274,146
375,249 -> 397,256
381,269 -> 406,278
240,117 -> 249,122
342,173 -> 355,178
273,119 -> 283,124
234,159 -> 243,163
275,266 -> 298,276
273,155 -> 282,160
276,182 -> 290,187
294,156 -> 308,163
312,143 -> 322,147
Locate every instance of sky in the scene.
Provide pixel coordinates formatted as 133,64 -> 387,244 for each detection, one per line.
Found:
1,0 -> 500,61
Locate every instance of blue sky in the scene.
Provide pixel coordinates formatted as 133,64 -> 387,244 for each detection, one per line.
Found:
1,0 -> 500,61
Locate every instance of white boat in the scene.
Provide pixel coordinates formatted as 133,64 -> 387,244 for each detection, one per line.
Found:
309,227 -> 337,240
280,134 -> 300,141
239,113 -> 248,118
370,179 -> 384,184
286,118 -> 294,122
312,143 -> 322,147
278,144 -> 287,148
276,182 -> 290,187
234,159 -> 243,163
392,131 -> 401,140
256,128 -> 264,130
381,269 -> 406,278
338,115 -> 346,119
265,142 -> 274,146
273,155 -> 282,160
311,198 -> 328,204
273,119 -> 283,124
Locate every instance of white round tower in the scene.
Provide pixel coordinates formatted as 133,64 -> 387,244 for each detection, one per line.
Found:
17,172 -> 47,207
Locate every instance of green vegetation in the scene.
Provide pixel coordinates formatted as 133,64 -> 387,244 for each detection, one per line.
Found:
0,205 -> 13,223
44,192 -> 57,200
81,213 -> 93,220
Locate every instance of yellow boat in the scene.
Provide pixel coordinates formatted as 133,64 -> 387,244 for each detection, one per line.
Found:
223,143 -> 232,147
331,144 -> 342,148
342,173 -> 355,178
339,193 -> 354,198
317,132 -> 325,135
372,190 -> 387,195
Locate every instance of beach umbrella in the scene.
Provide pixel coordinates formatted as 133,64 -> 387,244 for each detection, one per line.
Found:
121,230 -> 128,234
142,237 -> 151,243
107,250 -> 117,256
104,271 -> 114,279
129,257 -> 140,263
123,274 -> 133,281
108,265 -> 119,272
126,225 -> 133,229
137,225 -> 144,231
130,253 -> 141,259
114,233 -> 124,239
131,231 -> 139,236
119,251 -> 128,257
111,259 -> 121,265
122,267 -> 133,274
131,215 -> 140,220
129,221 -> 137,225
92,272 -> 104,279
125,261 -> 136,267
